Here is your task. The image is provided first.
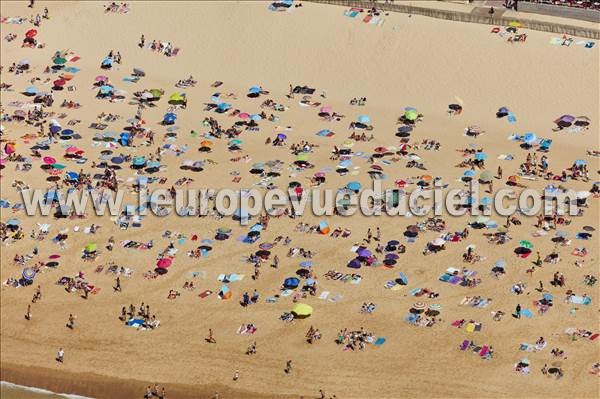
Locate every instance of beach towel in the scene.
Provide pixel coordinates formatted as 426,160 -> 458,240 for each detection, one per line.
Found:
521,309 -> 533,318
466,323 -> 475,333
460,340 -> 469,350
127,318 -> 144,327
550,38 -> 562,45
198,290 -> 212,298
569,296 -> 591,305
363,14 -> 372,23
479,346 -> 489,357
329,294 -> 343,303
319,291 -> 330,299
374,337 -> 386,346
70,56 -> 80,62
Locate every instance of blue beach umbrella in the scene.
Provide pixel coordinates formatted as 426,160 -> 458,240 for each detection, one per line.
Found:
523,132 -> 537,144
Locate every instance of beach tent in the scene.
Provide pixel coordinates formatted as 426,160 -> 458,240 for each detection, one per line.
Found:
84,243 -> 97,253
318,220 -> 330,235
218,285 -> 232,299
291,303 -> 313,319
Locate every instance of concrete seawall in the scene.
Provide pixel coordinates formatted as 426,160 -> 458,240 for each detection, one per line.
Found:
307,0 -> 600,39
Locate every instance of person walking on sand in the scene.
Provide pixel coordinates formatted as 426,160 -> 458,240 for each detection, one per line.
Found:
284,359 -> 293,374
25,304 -> 32,320
66,313 -> 76,329
233,369 -> 240,381
515,303 -> 521,318
206,328 -> 216,343
56,347 -> 64,362
115,276 -> 122,292
497,166 -> 502,179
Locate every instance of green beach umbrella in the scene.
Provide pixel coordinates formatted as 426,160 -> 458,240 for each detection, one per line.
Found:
149,89 -> 163,98
85,243 -> 97,252
296,153 -> 309,162
404,109 -> 418,121
519,240 -> 533,249
53,57 -> 67,65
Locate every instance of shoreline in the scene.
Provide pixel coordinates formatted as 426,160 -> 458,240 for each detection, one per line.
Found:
307,0 -> 600,39
0,363 -> 290,399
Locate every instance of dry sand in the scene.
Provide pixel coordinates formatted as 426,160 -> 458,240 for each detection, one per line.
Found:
1,1 -> 598,398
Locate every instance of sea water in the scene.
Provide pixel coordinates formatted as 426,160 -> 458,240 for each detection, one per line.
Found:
0,381 -> 94,399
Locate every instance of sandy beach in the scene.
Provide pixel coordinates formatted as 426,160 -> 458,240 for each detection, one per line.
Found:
1,1 -> 598,398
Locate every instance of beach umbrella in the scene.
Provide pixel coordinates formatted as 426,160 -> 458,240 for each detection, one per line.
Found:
291,303 -> 313,319
250,114 -> 262,121
495,259 -> 507,268
523,132 -> 537,144
474,152 -> 488,160
53,57 -> 67,65
404,109 -> 418,121
163,113 -> 177,124
22,267 -> 36,280
25,29 -> 37,38
519,240 -> 533,249
283,277 -> 300,289
412,302 -> 426,310
296,153 -> 309,162
357,248 -> 372,257
346,181 -> 361,191
357,115 -> 371,124
95,75 -> 108,82
6,218 -> 20,226
24,86 -> 38,95
576,191 -> 591,199
149,89 -> 163,98
320,106 -> 332,114
100,85 -> 113,93
169,92 -> 184,102
558,114 -> 575,123
217,227 -> 232,235
53,79 -> 66,87
431,238 -> 446,246
300,261 -> 313,268
157,258 -> 172,268
463,170 -> 476,177
277,133 -> 287,140
249,86 -> 261,94
574,159 -> 586,166
428,303 -> 442,311
84,243 -> 97,252
43,156 -> 56,164
480,170 -> 493,182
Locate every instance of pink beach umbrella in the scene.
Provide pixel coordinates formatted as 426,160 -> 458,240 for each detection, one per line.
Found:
95,75 -> 108,82
156,258 -> 172,268
320,106 -> 332,114
43,156 -> 56,164
238,112 -> 250,119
